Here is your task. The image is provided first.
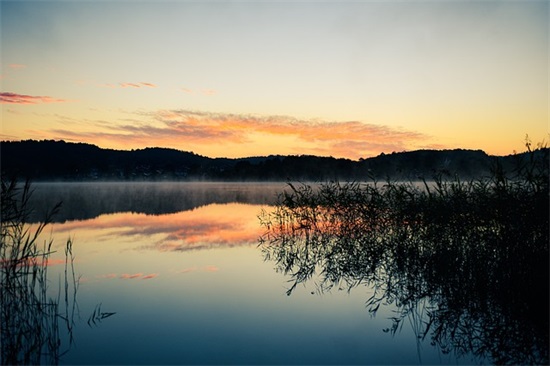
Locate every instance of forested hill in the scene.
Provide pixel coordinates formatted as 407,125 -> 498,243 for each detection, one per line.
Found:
0,139 -> 545,181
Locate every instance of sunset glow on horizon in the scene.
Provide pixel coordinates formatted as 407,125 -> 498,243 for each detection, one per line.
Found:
1,1 -> 547,159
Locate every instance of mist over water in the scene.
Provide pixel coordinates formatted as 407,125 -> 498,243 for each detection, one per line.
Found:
27,182 -> 287,222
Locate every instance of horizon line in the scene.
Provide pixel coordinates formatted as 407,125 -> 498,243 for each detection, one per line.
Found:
1,138 -> 538,160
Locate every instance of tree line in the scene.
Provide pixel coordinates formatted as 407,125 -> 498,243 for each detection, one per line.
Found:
1,139 -> 545,181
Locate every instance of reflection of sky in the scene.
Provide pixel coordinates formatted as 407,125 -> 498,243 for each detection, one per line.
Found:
43,203 -> 269,288
37,202 -> 477,365
51,203 -> 265,252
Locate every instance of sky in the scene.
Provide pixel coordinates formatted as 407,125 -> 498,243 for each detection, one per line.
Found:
1,0 -> 548,159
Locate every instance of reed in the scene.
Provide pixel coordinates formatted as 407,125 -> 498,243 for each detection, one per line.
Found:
259,144 -> 549,364
1,178 -> 78,365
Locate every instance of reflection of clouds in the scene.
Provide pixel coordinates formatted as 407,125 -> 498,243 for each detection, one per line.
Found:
178,267 -> 197,273
0,257 -> 67,268
52,203 -> 267,252
96,268 -> 216,281
178,266 -> 219,274
41,258 -> 67,266
98,273 -> 159,280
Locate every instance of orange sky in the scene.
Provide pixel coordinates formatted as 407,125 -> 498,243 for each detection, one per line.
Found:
1,1 -> 547,159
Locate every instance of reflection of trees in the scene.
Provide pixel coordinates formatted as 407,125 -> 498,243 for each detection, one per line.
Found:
1,179 -> 78,365
259,159 -> 549,365
27,182 -> 285,222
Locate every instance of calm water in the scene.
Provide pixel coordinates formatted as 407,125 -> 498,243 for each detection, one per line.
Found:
29,182 -> 482,365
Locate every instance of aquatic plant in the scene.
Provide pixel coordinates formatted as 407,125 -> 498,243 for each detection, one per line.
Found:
259,144 -> 549,364
87,303 -> 116,327
1,178 -> 78,365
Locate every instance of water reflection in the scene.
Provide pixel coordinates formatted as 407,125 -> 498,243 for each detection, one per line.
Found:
28,182 -> 284,222
51,203 -> 264,252
259,182 -> 549,365
15,184 -> 275,364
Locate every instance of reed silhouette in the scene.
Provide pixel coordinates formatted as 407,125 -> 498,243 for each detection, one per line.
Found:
259,144 -> 549,364
1,178 -> 78,365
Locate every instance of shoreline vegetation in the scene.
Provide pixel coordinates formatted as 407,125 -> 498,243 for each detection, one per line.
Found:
259,143 -> 549,364
0,178 -> 78,365
2,139 -> 548,181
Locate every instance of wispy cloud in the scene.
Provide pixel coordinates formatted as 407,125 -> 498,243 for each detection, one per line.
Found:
150,110 -> 430,158
120,82 -> 156,88
0,92 -> 69,104
180,87 -> 217,96
43,109 -> 434,159
8,63 -> 26,70
103,82 -> 157,88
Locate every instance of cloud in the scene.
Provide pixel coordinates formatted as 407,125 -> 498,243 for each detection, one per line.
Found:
103,82 -> 157,88
42,109 -> 434,159
180,87 -> 217,95
138,82 -> 156,88
119,82 -> 157,88
120,82 -> 142,88
146,110 -> 429,158
8,64 -> 26,70
0,92 -> 69,104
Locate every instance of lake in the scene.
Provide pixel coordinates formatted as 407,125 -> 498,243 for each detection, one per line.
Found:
18,182 -> 519,364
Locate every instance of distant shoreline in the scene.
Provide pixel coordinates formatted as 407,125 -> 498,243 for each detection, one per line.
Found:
2,139 -> 547,182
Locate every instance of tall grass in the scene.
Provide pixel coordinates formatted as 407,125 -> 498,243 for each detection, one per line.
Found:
259,145 -> 549,364
1,178 -> 78,365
